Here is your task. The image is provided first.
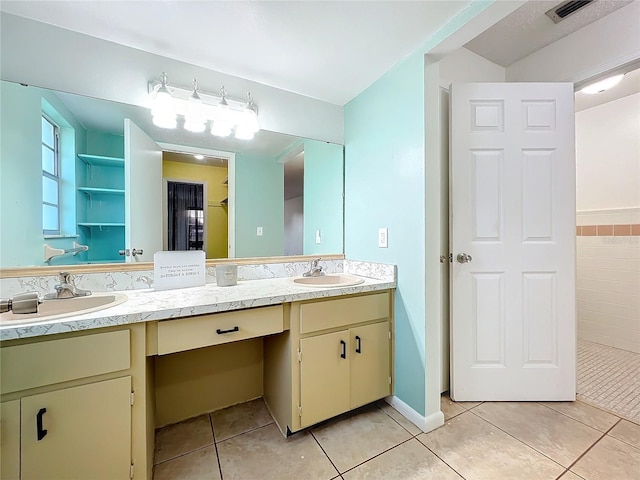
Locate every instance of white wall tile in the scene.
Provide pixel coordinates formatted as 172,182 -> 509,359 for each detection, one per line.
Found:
577,236 -> 640,353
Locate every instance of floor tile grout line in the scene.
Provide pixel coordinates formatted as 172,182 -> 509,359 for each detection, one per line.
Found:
536,401 -> 621,433
467,409 -> 578,470
213,421 -> 275,445
416,439 -> 468,480
607,426 -> 640,452
152,441 -> 216,467
576,395 -> 640,425
375,402 -> 422,438
209,414 -> 225,480
554,468 -> 587,480
333,436 -> 416,477
563,418 -> 621,473
308,429 -> 342,478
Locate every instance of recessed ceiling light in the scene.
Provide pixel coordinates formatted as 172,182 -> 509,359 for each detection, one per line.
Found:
194,154 -> 205,160
581,74 -> 625,94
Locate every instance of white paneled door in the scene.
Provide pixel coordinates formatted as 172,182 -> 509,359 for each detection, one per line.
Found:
124,119 -> 163,263
450,83 -> 576,401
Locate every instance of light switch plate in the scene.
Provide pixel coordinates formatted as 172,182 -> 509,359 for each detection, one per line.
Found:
257,227 -> 263,236
378,228 -> 388,248
315,229 -> 322,244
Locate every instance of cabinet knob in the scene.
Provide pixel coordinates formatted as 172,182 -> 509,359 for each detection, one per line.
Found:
340,340 -> 347,359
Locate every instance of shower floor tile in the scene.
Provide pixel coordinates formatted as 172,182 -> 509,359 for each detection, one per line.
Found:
578,340 -> 640,421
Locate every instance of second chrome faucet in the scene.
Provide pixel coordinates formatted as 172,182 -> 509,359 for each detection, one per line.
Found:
303,258 -> 325,277
44,272 -> 92,299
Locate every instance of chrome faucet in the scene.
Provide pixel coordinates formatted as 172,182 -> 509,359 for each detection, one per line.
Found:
303,258 -> 325,277
44,272 -> 92,299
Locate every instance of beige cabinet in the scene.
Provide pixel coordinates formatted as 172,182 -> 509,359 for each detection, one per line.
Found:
299,321 -> 390,428
0,325 -> 147,479
21,376 -> 132,480
299,330 -> 350,427
1,400 -> 20,480
264,291 -> 393,434
350,322 -> 391,409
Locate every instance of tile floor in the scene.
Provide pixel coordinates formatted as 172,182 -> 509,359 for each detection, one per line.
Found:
577,340 -> 640,421
153,395 -> 640,480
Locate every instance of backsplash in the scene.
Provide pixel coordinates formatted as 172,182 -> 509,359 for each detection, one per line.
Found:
0,258 -> 395,298
344,259 -> 396,282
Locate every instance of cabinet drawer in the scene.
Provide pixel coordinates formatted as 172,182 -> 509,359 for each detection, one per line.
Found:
157,305 -> 284,355
299,292 -> 390,334
0,330 -> 130,394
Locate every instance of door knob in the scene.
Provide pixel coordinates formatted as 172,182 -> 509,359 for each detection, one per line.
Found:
118,249 -> 130,256
131,249 -> 143,257
456,253 -> 473,263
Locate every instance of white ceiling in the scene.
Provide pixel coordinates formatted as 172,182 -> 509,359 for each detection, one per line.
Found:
464,0 -> 634,67
0,0 -> 472,106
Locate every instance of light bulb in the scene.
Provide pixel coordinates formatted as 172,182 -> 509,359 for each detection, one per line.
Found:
152,112 -> 177,129
242,108 -> 260,133
151,73 -> 176,129
235,125 -> 255,140
211,120 -> 232,137
184,87 -> 206,133
242,92 -> 260,133
213,86 -> 231,123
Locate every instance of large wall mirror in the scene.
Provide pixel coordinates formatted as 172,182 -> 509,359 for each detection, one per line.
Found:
0,80 -> 344,269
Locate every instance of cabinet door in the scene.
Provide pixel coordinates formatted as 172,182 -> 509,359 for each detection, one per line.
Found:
350,322 -> 391,408
300,331 -> 350,428
21,376 -> 132,480
1,400 -> 20,480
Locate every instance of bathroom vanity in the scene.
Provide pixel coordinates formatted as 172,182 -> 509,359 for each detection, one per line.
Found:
0,272 -> 394,480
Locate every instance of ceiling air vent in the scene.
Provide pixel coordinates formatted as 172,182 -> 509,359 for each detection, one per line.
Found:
546,0 -> 594,23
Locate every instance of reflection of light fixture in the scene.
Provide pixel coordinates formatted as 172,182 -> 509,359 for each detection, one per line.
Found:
148,74 -> 260,139
193,154 -> 204,160
581,74 -> 625,94
236,93 -> 259,140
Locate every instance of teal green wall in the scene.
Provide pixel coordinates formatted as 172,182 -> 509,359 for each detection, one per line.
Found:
234,153 -> 284,257
342,0 -> 498,420
0,81 -> 124,266
303,140 -> 343,255
87,131 -> 124,158
344,52 -> 426,415
0,81 -> 87,266
1,81 -> 42,266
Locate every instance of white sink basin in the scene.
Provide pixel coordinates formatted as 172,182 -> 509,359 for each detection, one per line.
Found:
0,293 -> 127,323
292,274 -> 364,287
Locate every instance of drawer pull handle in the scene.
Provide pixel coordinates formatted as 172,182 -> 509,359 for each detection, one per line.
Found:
355,335 -> 362,354
36,408 -> 47,441
216,326 -> 239,335
340,340 -> 347,359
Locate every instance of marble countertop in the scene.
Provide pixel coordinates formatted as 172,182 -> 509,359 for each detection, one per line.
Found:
0,275 -> 395,341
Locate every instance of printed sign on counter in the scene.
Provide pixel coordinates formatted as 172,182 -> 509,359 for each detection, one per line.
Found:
154,251 -> 206,291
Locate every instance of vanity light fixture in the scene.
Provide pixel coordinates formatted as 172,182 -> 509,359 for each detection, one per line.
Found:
581,73 -> 625,94
148,73 -> 260,139
151,72 -> 177,129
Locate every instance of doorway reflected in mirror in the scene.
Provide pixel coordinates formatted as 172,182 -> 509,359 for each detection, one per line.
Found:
166,181 -> 205,253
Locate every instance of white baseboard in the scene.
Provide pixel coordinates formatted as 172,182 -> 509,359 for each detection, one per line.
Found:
385,395 -> 444,433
